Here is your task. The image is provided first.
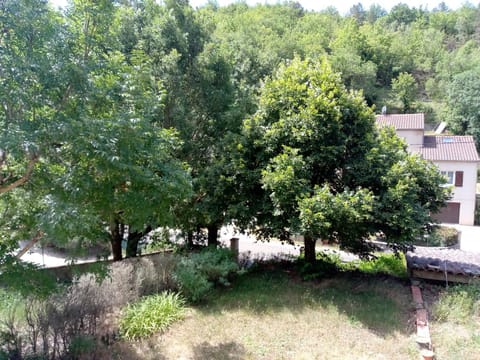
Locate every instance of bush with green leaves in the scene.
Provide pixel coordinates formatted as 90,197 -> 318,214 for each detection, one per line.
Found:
416,226 -> 459,247
119,292 -> 185,340
173,247 -> 239,302
357,253 -> 407,278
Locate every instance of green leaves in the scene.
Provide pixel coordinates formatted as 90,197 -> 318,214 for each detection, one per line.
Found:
240,57 -> 375,240
391,72 -> 418,113
262,146 -> 308,217
119,292 -> 186,340
299,185 -> 374,250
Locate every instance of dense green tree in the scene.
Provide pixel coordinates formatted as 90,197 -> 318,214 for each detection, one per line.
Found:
386,3 -> 423,28
365,4 -> 387,24
359,128 -> 449,252
348,3 -> 366,24
237,58 -> 376,262
237,58 -> 448,262
0,0 -> 80,266
0,0 -> 192,262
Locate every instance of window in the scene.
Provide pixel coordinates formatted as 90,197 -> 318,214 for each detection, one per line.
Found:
441,171 -> 454,185
440,171 -> 464,187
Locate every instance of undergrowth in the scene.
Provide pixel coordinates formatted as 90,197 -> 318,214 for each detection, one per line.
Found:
433,284 -> 480,323
299,251 -> 407,280
173,247 -> 240,303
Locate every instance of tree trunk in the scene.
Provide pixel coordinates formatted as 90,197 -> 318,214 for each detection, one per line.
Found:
126,232 -> 141,258
126,226 -> 153,258
207,224 -> 219,247
186,230 -> 194,248
109,217 -> 123,261
304,234 -> 317,264
110,231 -> 123,262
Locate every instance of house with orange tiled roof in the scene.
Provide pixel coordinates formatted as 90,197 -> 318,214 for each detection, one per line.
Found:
376,113 -> 480,225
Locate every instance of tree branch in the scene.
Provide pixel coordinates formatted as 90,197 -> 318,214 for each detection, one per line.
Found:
16,232 -> 43,259
0,154 -> 39,194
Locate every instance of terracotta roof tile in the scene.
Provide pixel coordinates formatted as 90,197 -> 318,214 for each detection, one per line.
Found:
376,113 -> 424,130
420,136 -> 480,162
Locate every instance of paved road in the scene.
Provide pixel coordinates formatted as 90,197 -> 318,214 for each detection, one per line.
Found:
18,240 -> 101,268
19,226 -> 358,268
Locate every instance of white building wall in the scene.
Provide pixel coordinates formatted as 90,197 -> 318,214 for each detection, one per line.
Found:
434,161 -> 478,225
396,129 -> 424,151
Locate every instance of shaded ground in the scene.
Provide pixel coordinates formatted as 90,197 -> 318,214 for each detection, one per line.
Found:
107,269 -> 417,360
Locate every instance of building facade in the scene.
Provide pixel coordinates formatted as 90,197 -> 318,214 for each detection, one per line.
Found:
376,113 -> 480,225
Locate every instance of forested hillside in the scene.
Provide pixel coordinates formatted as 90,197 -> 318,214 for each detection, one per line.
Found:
205,1 -> 480,127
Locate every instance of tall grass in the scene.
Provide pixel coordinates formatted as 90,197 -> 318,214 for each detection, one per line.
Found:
433,284 -> 480,323
119,292 -> 186,340
430,284 -> 480,359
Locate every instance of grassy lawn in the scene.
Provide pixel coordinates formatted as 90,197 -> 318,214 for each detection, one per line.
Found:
111,268 -> 418,360
426,283 -> 480,360
4,253 -> 479,359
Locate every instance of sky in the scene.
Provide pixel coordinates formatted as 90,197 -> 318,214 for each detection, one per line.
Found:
51,0 -> 474,15
189,0 -> 471,14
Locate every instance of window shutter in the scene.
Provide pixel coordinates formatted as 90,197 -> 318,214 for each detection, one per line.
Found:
455,171 -> 464,187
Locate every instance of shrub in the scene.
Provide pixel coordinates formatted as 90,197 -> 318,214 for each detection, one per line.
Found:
173,263 -> 212,303
173,247 -> 239,302
357,253 -> 407,278
418,226 -> 459,247
433,284 -> 480,323
67,334 -> 97,358
119,292 -> 185,340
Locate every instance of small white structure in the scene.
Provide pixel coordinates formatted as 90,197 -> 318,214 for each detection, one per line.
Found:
376,113 -> 480,225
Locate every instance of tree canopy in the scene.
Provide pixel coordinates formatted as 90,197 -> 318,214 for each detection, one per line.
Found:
0,0 -> 466,267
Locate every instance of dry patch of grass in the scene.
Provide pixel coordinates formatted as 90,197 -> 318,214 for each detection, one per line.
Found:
427,283 -> 480,360
110,270 -> 417,359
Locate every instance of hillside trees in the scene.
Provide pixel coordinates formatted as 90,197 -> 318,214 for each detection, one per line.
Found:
391,72 -> 418,113
445,68 -> 480,146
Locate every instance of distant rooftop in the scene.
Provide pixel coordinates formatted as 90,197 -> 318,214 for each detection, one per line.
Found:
376,113 -> 424,130
420,136 -> 480,162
